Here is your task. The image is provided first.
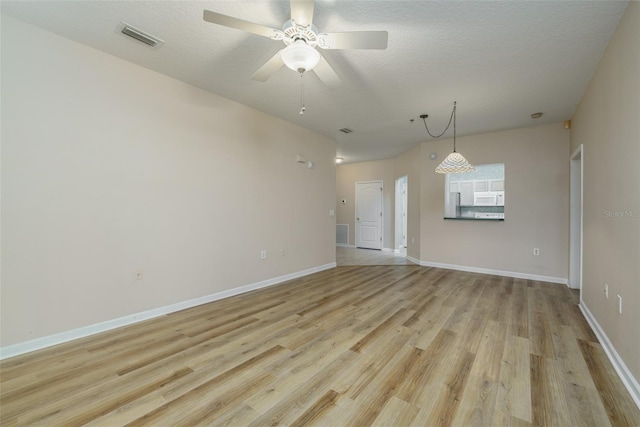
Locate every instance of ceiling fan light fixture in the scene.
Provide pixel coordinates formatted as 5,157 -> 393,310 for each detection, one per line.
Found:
280,40 -> 320,72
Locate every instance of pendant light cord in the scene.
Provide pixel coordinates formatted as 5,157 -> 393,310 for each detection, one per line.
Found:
453,101 -> 457,152
421,101 -> 457,148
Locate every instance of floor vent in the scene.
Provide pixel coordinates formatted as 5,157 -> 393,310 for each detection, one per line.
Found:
339,128 -> 353,134
336,224 -> 349,245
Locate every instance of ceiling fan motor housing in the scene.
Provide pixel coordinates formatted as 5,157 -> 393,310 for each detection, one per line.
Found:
281,19 -> 319,47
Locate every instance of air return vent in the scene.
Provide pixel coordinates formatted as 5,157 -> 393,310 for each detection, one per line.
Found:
336,224 -> 349,245
339,128 -> 353,134
117,22 -> 164,48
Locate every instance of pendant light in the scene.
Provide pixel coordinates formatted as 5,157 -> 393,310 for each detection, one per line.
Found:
421,102 -> 475,173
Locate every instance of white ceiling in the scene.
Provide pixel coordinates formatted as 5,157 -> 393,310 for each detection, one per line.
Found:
1,1 -> 628,163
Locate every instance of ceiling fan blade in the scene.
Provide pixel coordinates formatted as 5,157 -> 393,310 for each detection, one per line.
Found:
318,31 -> 388,49
312,55 -> 341,88
290,0 -> 315,26
250,51 -> 285,82
203,10 -> 281,39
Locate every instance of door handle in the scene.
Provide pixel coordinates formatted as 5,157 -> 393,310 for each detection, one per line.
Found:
357,217 -> 360,221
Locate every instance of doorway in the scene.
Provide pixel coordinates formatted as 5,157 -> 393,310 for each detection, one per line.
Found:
569,145 -> 583,295
395,176 -> 408,254
355,181 -> 383,249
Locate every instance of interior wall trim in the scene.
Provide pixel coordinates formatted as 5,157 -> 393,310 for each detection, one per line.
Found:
580,301 -> 640,409
0,262 -> 337,360
406,256 -> 421,265
419,260 -> 568,285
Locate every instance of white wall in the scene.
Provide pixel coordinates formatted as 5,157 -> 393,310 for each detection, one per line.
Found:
1,16 -> 336,348
571,2 -> 640,387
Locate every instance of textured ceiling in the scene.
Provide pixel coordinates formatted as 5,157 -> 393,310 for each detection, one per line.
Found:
1,1 -> 628,163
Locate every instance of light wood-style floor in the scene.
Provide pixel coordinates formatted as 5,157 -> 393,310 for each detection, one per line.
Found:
2,266 -> 639,426
337,246 -> 416,266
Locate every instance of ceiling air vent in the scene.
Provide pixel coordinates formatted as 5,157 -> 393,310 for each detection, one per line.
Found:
117,22 -> 164,48
339,128 -> 353,134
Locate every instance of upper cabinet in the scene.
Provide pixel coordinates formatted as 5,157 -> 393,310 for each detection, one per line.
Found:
490,179 -> 504,191
474,180 -> 489,192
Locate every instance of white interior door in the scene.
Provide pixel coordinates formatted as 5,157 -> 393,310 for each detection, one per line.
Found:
356,181 -> 383,249
402,182 -> 408,247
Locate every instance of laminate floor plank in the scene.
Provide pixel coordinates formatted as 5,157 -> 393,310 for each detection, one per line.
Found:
563,382 -> 612,427
451,373 -> 498,427
578,339 -> 640,426
341,327 -> 415,401
371,395 -> 419,427
341,344 -> 423,426
551,324 -> 597,389
2,265 -> 639,426
496,335 -> 532,423
246,349 -> 359,426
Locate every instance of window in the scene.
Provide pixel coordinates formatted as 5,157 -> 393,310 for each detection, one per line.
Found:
444,163 -> 505,220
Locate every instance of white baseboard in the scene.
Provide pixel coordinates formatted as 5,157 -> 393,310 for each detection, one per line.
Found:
336,243 -> 355,248
406,255 -> 420,265
418,260 -> 568,285
382,247 -> 394,253
579,301 -> 640,409
0,262 -> 336,360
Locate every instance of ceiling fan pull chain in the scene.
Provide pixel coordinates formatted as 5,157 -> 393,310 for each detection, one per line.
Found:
299,70 -> 306,115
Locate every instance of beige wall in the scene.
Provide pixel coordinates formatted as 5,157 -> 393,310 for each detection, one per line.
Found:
336,159 -> 395,248
338,123 -> 569,278
570,3 -> 639,383
394,145 -> 421,260
420,123 -> 570,280
1,16 -> 336,347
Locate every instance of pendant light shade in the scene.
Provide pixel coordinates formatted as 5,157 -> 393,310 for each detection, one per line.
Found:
280,40 -> 320,72
435,152 -> 475,173
421,101 -> 475,174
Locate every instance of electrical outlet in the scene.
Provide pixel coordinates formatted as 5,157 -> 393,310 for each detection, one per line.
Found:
134,269 -> 144,281
412,237 -> 415,244
617,294 -> 622,314
329,209 -> 335,217
260,250 -> 267,260
533,248 -> 540,256
604,284 -> 609,298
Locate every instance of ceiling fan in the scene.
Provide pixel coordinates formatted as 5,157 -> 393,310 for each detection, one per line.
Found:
203,0 -> 388,88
